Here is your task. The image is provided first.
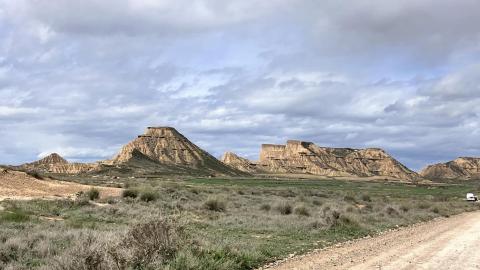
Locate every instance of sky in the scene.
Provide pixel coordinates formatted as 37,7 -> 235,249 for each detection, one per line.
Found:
1,0 -> 479,170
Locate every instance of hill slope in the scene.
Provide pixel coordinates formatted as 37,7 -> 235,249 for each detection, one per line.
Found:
420,157 -> 480,180
107,127 -> 245,176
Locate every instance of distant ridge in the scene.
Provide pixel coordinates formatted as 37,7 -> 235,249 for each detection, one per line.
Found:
420,157 -> 480,180
17,153 -> 99,174
222,140 -> 419,180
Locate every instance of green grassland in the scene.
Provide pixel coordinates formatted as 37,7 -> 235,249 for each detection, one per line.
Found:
1,176 -> 479,269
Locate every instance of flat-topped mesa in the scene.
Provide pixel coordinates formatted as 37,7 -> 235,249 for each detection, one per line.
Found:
224,140 -> 418,180
141,126 -> 182,138
112,127 -> 206,165
110,126 -> 244,176
420,157 -> 480,180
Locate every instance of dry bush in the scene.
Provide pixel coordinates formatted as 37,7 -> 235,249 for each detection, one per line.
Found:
385,206 -> 399,216
50,234 -> 108,270
361,194 -> 372,202
86,188 -> 100,201
49,219 -> 182,270
140,191 -> 158,202
204,197 -> 226,212
275,202 -> 292,215
259,203 -> 271,211
294,205 -> 310,216
122,189 -> 138,199
121,219 -> 180,267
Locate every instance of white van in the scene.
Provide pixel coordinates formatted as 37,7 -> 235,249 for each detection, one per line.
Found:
466,193 -> 478,201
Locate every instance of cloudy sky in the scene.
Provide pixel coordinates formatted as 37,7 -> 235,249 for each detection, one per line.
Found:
1,0 -> 479,170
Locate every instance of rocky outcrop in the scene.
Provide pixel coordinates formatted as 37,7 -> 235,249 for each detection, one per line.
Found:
420,157 -> 480,180
108,127 -> 244,176
220,152 -> 259,173
19,153 -> 99,174
222,140 -> 418,180
27,153 -> 68,167
48,163 -> 101,174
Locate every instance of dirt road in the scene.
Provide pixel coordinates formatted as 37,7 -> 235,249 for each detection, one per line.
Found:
266,211 -> 480,270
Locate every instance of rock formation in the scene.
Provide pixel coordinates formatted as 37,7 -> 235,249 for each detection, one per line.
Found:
420,157 -> 480,180
18,153 -> 99,174
108,127 -> 244,176
28,153 -> 68,167
48,163 -> 100,174
220,152 -> 259,173
222,140 -> 418,180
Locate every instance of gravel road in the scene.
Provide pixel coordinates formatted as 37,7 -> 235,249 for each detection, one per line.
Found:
265,211 -> 480,270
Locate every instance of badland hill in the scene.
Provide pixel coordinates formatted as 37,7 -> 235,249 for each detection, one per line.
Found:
420,157 -> 480,180
222,140 -> 419,180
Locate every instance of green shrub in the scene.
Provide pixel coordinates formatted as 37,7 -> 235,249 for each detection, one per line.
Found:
204,197 -> 226,212
140,191 -> 158,202
361,194 -> 371,202
275,202 -> 292,215
123,189 -> 139,199
87,188 -> 100,201
294,205 -> 310,216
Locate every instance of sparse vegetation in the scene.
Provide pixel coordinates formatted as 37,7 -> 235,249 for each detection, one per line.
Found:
140,191 -> 158,202
294,205 -> 310,216
86,188 -> 100,201
204,197 -> 226,212
275,201 -> 292,215
26,171 -> 43,180
260,203 -> 271,211
122,188 -> 138,199
0,177 -> 479,269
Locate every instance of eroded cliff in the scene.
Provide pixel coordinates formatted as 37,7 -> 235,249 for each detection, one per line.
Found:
223,140 -> 418,180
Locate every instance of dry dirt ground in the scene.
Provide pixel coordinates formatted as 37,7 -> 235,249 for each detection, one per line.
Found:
265,211 -> 480,270
0,169 -> 121,201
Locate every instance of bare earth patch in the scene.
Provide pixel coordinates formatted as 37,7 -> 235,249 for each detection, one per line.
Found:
0,169 -> 121,201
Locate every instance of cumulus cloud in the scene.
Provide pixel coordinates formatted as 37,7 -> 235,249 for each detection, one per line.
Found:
0,0 -> 479,170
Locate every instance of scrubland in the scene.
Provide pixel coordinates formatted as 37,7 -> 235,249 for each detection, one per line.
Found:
1,176 -> 479,269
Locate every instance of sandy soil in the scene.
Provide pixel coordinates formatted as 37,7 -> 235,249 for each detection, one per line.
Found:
0,169 -> 121,201
264,211 -> 480,270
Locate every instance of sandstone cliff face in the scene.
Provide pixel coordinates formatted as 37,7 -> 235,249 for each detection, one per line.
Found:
48,163 -> 101,174
220,152 -> 259,173
109,127 -> 243,176
223,140 -> 418,180
420,157 -> 480,180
